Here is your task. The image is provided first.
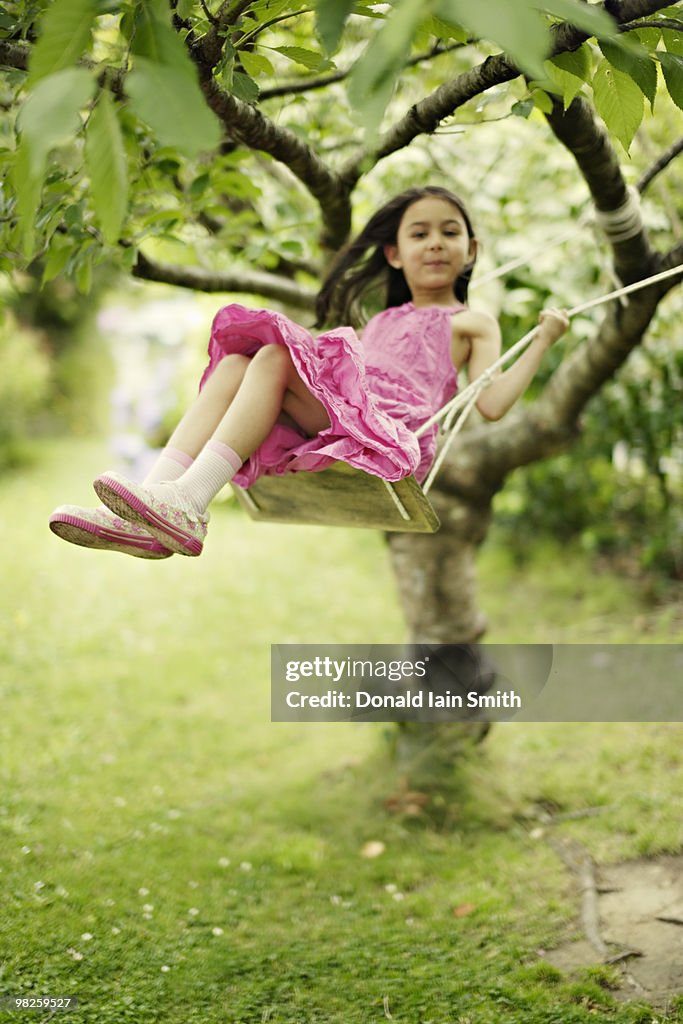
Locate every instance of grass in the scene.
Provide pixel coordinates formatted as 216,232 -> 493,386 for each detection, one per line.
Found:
1,439 -> 682,1024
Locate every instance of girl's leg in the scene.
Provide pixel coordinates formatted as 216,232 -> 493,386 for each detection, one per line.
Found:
139,354 -> 250,486
211,344 -> 329,459
156,345 -> 329,515
152,354 -> 251,462
94,345 -> 329,553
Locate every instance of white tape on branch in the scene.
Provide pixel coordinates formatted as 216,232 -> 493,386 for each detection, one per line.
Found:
594,186 -> 643,244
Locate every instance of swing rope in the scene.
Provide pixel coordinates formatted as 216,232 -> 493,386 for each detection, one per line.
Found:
418,261 -> 683,495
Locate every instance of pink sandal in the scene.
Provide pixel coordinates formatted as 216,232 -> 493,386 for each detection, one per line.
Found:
49,505 -> 173,559
93,471 -> 208,557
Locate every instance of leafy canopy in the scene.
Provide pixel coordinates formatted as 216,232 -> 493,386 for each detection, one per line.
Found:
1,0 -> 682,284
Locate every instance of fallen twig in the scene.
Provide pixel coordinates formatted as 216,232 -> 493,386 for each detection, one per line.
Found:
549,837 -> 609,958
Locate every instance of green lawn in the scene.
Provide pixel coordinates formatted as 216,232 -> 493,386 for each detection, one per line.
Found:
1,440 -> 681,1024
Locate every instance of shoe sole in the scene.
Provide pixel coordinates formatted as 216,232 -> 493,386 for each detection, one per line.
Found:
93,477 -> 204,557
49,512 -> 173,559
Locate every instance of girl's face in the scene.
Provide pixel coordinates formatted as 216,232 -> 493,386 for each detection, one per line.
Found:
384,196 -> 476,306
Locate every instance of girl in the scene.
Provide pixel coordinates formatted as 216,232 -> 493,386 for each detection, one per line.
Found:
49,186 -> 569,558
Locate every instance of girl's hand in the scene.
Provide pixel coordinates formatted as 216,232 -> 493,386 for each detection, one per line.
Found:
537,307 -> 570,348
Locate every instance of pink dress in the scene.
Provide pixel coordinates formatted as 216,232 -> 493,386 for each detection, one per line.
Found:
200,301 -> 461,487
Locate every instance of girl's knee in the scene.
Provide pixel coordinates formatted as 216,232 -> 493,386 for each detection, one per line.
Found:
206,354 -> 249,396
214,353 -> 249,381
216,353 -> 250,375
251,343 -> 292,378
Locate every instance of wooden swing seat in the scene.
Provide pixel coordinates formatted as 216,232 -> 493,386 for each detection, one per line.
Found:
231,461 -> 441,533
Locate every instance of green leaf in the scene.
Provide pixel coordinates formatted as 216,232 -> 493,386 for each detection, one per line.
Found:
188,172 -> 210,199
130,2 -> 193,68
592,59 -> 644,152
249,0 -> 291,21
546,45 -> 592,107
662,26 -> 683,57
531,0 -> 615,40
348,0 -> 426,134
549,45 -> 591,82
632,27 -> 662,52
238,50 -> 275,78
659,52 -> 683,110
11,141 -> 42,258
126,59 -> 222,157
315,0 -> 355,55
230,71 -> 260,104
274,46 -> 327,71
599,39 -> 657,108
27,0 -> 96,86
424,15 -> 468,43
85,90 -> 128,244
120,245 -> 138,273
350,1 -> 386,19
17,67 -> 96,175
213,169 -> 261,200
530,87 -> 553,114
42,234 -> 73,284
511,98 -> 535,118
75,247 -> 93,293
437,0 -> 550,79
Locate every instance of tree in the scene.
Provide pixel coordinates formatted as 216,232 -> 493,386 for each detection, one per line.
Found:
2,0 -> 682,651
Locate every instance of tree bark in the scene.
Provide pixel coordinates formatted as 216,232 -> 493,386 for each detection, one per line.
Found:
387,490 -> 492,643
132,251 -> 316,311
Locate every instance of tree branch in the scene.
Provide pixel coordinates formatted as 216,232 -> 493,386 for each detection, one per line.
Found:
340,54 -> 519,189
259,40 -> 466,100
198,0 -> 218,25
546,96 -> 657,282
604,0 -> 683,21
660,240 -> 683,294
638,137 -> 683,193
176,10 -> 353,249
194,67 -> 352,248
132,250 -> 316,311
339,0 -> 673,188
1,11 -> 353,250
621,17 -> 683,30
217,0 -> 254,25
0,39 -> 29,71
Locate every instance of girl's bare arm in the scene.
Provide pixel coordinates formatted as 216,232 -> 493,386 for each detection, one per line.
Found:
452,308 -> 569,421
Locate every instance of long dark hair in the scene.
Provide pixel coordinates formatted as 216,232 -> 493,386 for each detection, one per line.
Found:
315,186 -> 476,328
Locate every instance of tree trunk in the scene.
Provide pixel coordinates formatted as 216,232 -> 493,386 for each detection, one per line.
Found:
386,489 -> 494,778
387,490 -> 491,643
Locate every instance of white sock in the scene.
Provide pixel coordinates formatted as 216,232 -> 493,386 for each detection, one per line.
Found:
144,446 -> 194,484
145,441 -> 242,516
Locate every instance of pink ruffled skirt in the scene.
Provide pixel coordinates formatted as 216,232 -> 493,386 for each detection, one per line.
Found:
200,304 -> 423,488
